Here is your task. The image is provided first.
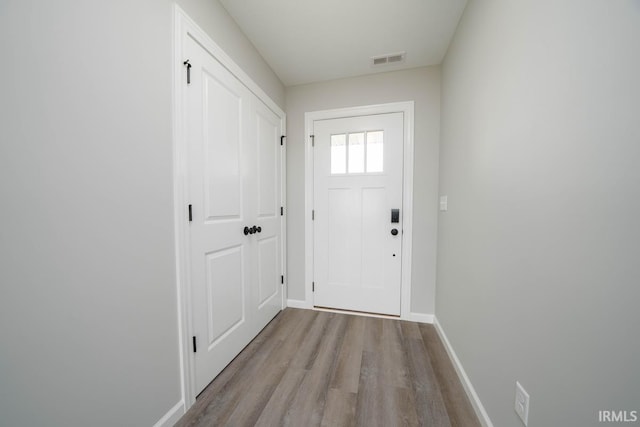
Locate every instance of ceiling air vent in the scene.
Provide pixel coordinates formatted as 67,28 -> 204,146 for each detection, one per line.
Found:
371,52 -> 405,67
373,56 -> 388,65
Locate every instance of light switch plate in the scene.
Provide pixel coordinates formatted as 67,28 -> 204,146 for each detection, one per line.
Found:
515,381 -> 530,425
439,195 -> 448,211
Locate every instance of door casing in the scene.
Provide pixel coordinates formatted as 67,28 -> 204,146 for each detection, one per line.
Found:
172,5 -> 286,410
303,102 -> 415,320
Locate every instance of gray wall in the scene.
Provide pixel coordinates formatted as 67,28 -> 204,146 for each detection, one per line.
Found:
285,67 -> 440,314
175,0 -> 285,108
437,1 -> 640,426
0,1 -> 283,426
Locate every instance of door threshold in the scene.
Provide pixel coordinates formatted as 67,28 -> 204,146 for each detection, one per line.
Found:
313,306 -> 400,320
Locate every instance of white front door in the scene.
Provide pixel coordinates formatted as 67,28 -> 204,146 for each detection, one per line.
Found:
313,113 -> 404,315
185,36 -> 282,395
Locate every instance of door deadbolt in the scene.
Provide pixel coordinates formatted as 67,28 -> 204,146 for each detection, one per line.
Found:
391,209 -> 400,223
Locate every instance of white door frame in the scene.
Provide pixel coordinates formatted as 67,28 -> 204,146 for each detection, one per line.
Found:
172,5 -> 286,410
303,102 -> 414,319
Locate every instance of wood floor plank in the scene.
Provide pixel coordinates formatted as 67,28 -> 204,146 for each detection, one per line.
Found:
223,309 -> 321,426
285,313 -> 348,426
274,307 -> 318,341
404,337 -> 451,426
393,386 -> 421,426
177,309 -> 481,427
320,388 -> 357,427
253,367 -> 308,427
419,323 -> 481,427
400,313 -> 451,427
400,319 -> 423,340
290,310 -> 332,369
222,356 -> 289,426
362,316 -> 383,353
353,349 -> 383,427
329,314 -> 365,393
355,350 -> 419,427
380,319 -> 412,389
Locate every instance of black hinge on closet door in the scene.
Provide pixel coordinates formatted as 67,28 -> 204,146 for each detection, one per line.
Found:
281,135 -> 286,146
183,60 -> 192,84
188,204 -> 193,222
192,336 -> 197,353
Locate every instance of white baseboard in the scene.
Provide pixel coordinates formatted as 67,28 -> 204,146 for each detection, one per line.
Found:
286,299 -> 310,309
152,400 -> 184,427
433,317 -> 494,427
405,312 -> 434,324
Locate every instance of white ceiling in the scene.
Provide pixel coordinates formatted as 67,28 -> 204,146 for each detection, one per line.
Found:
220,0 -> 468,87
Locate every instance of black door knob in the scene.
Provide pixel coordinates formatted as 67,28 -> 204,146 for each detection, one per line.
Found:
244,226 -> 263,235
391,228 -> 398,236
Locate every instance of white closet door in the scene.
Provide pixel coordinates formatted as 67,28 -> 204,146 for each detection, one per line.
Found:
184,36 -> 284,396
185,36 -> 277,395
250,98 -> 283,331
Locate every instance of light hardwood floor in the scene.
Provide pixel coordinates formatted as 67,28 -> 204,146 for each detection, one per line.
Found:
176,308 -> 480,427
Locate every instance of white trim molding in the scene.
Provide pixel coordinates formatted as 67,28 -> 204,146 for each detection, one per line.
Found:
406,312 -> 435,324
433,317 -> 494,427
152,400 -> 184,427
286,299 -> 309,309
281,119 -> 288,311
172,4 -> 286,412
304,101 -> 416,320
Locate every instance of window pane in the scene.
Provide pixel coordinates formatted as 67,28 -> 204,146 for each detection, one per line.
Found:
331,134 -> 346,174
366,131 -> 384,172
348,133 -> 365,173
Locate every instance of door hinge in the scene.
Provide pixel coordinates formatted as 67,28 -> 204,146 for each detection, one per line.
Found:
312,282 -> 315,292
183,60 -> 192,84
188,204 -> 193,222
312,209 -> 315,220
281,206 -> 284,216
281,275 -> 284,284
281,135 -> 286,146
192,336 -> 197,353
310,135 -> 315,147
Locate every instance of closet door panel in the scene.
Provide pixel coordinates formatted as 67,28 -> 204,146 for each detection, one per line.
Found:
252,98 -> 283,329
185,37 -> 255,396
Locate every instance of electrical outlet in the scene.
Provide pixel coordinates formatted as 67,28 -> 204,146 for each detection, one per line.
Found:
515,381 -> 530,425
